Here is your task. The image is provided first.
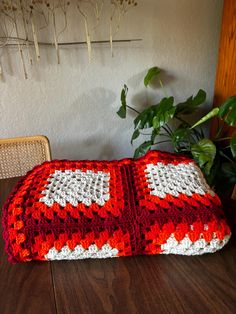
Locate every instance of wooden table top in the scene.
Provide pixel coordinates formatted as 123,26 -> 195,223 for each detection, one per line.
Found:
0,177 -> 236,314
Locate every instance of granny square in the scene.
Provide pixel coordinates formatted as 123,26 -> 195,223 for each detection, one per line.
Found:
2,150 -> 231,263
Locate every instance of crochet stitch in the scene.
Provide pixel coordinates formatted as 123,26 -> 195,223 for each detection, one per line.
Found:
1,150 -> 231,263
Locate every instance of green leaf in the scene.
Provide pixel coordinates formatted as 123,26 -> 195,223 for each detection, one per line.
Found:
131,129 -> 140,144
171,127 -> 189,145
152,98 -> 175,129
221,162 -> 236,185
134,141 -> 152,158
116,106 -> 126,118
151,128 -> 160,143
191,139 -> 216,175
175,89 -> 207,115
219,95 -> 236,126
117,84 -> 128,119
134,97 -> 175,130
144,67 -> 161,87
205,152 -> 221,187
230,135 -> 236,158
191,108 -> 220,129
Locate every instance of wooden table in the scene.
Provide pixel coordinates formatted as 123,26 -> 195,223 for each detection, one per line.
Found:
1,178 -> 236,314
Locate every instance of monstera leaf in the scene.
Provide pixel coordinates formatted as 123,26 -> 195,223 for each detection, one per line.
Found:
171,126 -> 192,152
152,98 -> 175,130
219,95 -> 236,126
175,89 -> 206,115
131,129 -> 140,144
144,67 -> 161,87
151,128 -> 160,144
117,84 -> 128,118
191,139 -> 216,175
134,141 -> 152,158
134,97 -> 175,130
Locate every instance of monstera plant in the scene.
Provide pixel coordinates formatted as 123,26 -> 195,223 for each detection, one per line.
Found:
117,67 -> 236,193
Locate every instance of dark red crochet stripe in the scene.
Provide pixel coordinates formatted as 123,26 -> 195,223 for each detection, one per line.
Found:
120,164 -> 141,255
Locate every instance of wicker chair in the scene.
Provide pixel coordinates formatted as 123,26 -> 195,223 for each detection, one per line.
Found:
0,135 -> 51,179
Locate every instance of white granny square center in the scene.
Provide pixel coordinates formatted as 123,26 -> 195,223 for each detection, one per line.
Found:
145,162 -> 214,198
40,169 -> 110,207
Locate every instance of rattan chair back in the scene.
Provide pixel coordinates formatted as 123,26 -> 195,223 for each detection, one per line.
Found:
0,135 -> 51,179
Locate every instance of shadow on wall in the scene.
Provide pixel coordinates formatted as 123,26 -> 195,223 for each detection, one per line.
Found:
52,86 -> 119,160
128,69 -> 176,112
53,138 -> 117,161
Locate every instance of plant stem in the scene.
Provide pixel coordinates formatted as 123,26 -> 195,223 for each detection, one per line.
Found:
159,78 -> 168,97
153,140 -> 172,145
159,133 -> 171,137
127,105 -> 140,114
162,125 -> 173,136
219,150 -> 234,163
215,122 -> 225,139
214,137 -> 232,142
175,116 -> 189,125
165,123 -> 173,134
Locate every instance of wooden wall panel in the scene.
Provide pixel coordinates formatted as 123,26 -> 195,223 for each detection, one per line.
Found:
211,0 -> 236,137
212,0 -> 236,199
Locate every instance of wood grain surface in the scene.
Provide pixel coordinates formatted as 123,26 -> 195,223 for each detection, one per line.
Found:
0,177 -> 236,314
0,178 -> 56,314
211,0 -> 236,199
211,0 -> 236,137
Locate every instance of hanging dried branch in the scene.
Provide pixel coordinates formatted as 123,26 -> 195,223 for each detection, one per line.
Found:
76,0 -> 92,61
30,11 -> 40,61
19,0 -> 33,65
57,0 -> 70,38
11,0 -> 28,78
109,0 -> 137,57
0,0 -> 138,79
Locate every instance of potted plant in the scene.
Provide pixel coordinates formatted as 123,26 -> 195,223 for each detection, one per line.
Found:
117,67 -> 236,194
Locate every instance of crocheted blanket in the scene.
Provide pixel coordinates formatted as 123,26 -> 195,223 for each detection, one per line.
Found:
2,150 -> 231,262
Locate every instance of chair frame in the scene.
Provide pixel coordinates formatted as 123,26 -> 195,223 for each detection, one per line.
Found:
0,135 -> 51,161
0,135 -> 51,179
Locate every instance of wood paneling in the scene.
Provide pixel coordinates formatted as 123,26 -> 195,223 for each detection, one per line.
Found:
212,0 -> 236,137
212,0 -> 236,199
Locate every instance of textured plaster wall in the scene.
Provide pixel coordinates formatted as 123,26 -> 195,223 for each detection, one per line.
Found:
0,0 -> 223,160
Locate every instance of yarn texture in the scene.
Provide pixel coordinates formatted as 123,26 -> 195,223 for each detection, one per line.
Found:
2,150 -> 231,263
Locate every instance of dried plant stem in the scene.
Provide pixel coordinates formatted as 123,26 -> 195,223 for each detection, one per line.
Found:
110,2 -> 121,57
2,38 -> 142,46
20,0 -> 33,65
92,0 -> 104,31
84,18 -> 92,61
0,62 -> 3,79
109,22 -> 113,57
30,13 -> 40,61
109,4 -> 116,57
57,0 -> 69,38
52,11 -> 60,64
11,1 -> 28,79
77,3 -> 92,61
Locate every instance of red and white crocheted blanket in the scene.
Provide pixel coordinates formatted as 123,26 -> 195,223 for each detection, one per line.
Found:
2,150 -> 231,262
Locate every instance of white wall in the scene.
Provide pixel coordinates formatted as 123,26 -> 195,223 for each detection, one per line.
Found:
0,0 -> 223,160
